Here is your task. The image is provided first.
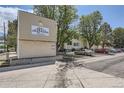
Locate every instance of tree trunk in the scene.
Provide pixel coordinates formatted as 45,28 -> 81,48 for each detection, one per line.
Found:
89,42 -> 93,49
102,42 -> 105,49
56,43 -> 60,52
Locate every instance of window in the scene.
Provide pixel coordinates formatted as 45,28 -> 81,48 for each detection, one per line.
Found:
67,41 -> 72,45
73,43 -> 79,46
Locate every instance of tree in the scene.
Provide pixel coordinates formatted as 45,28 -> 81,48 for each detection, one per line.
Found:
33,5 -> 57,20
113,27 -> 124,48
7,20 -> 17,51
94,32 -> 101,48
99,22 -> 112,48
33,5 -> 78,51
79,11 -> 103,48
59,28 -> 80,49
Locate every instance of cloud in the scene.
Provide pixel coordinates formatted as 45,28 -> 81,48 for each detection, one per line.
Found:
0,6 -> 33,34
0,6 -> 33,21
0,7 -> 18,21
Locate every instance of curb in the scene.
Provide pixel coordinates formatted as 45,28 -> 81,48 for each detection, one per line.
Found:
0,61 -> 55,73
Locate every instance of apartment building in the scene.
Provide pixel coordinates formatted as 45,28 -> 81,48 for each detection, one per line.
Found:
64,38 -> 89,50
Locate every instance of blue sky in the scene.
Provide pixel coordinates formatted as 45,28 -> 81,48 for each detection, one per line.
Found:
0,5 -> 124,36
76,5 -> 124,29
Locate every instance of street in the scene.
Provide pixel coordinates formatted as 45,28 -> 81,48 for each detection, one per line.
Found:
83,55 -> 124,78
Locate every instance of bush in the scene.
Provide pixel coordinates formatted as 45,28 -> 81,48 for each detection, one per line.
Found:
0,45 -> 5,49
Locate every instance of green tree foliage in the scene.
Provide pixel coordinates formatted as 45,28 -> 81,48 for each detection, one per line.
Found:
33,5 -> 57,20
7,20 -> 17,51
0,45 -> 6,49
94,32 -> 101,48
60,28 -> 80,49
99,22 -> 112,48
113,27 -> 124,48
79,11 -> 103,48
33,5 -> 78,51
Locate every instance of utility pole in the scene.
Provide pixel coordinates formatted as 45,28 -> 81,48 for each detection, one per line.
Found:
3,22 -> 9,62
3,22 -> 6,52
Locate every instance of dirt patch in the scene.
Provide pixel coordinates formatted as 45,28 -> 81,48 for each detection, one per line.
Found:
54,62 -> 70,88
55,59 -> 85,88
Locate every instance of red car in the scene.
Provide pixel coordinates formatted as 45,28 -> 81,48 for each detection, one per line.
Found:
95,48 -> 109,54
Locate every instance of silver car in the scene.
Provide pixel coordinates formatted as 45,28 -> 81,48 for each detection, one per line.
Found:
75,49 -> 94,56
84,49 -> 94,56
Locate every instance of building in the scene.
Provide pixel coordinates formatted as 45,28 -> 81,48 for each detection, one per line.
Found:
0,40 -> 4,52
64,38 -> 104,50
64,39 -> 81,50
0,40 -> 4,46
64,38 -> 89,50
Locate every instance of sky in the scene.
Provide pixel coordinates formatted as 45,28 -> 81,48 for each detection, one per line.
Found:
0,5 -> 33,36
76,5 -> 124,29
0,5 -> 124,36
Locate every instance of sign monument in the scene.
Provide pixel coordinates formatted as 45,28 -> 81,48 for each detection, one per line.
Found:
17,11 -> 57,59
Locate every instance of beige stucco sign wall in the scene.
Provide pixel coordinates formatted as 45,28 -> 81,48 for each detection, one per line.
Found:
17,11 -> 57,58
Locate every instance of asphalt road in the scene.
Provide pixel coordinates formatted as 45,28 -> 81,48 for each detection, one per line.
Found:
83,55 -> 124,78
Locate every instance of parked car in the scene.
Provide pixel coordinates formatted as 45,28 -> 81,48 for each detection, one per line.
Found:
107,49 -> 116,55
115,48 -> 122,53
84,49 -> 94,56
108,48 -> 117,53
71,48 -> 76,52
59,48 -> 66,52
75,50 -> 85,55
121,48 -> 124,52
75,49 -> 94,56
95,48 -> 109,54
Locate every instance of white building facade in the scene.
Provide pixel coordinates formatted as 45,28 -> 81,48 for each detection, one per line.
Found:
64,39 -> 86,50
0,40 -> 4,46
